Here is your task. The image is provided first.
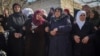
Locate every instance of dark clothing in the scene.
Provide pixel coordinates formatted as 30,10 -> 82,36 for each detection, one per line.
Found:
68,14 -> 74,24
0,15 -> 4,28
48,15 -> 72,56
72,21 -> 95,56
47,13 -> 53,22
0,33 -> 6,51
24,19 -> 48,56
95,22 -> 100,56
95,28 -> 100,56
0,15 -> 7,52
43,15 -> 47,20
89,18 -> 100,56
7,13 -> 27,56
89,18 -> 100,27
3,16 -> 9,30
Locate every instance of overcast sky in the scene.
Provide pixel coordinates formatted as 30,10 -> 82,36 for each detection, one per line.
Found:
74,0 -> 100,7
28,0 -> 36,2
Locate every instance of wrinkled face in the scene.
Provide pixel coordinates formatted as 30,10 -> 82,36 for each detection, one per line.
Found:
14,5 -> 21,12
90,11 -> 94,19
80,13 -> 86,21
54,10 -> 61,18
36,13 -> 43,20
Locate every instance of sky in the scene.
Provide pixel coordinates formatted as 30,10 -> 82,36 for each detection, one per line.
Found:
28,0 -> 36,2
74,0 -> 100,7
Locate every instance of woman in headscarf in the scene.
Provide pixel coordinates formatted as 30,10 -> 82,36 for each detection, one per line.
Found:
23,10 -> 48,56
47,7 -> 72,56
89,10 -> 100,56
7,3 -> 28,56
64,8 -> 74,24
22,8 -> 34,19
0,8 -> 9,51
89,10 -> 100,30
39,9 -> 47,20
0,15 -> 6,52
72,10 -> 95,56
0,8 -> 9,30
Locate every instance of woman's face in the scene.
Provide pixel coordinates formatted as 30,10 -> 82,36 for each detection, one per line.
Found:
54,10 -> 61,18
14,5 -> 21,12
90,11 -> 94,19
36,13 -> 43,20
80,13 -> 86,21
64,11 -> 68,15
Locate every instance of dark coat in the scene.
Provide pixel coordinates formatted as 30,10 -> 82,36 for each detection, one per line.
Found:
72,21 -> 95,56
48,15 -> 72,56
0,15 -> 9,30
68,14 -> 74,24
95,22 -> 100,56
0,34 -> 6,51
7,13 -> 28,56
23,19 -> 48,56
0,15 -> 7,52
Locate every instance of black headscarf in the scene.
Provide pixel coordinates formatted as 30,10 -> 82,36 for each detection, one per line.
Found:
54,7 -> 63,14
54,7 -> 63,19
12,3 -> 21,13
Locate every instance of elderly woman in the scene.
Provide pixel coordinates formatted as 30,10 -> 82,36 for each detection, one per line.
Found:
47,7 -> 72,56
23,10 -> 48,56
72,10 -> 95,56
7,3 -> 28,56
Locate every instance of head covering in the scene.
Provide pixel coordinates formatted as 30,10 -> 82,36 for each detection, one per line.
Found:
39,9 -> 47,17
49,7 -> 55,13
50,7 -> 55,11
22,8 -> 34,17
54,7 -> 63,18
32,10 -> 45,26
48,7 -> 55,16
54,7 -> 63,14
76,10 -> 86,29
12,3 -> 21,13
64,9 -> 70,15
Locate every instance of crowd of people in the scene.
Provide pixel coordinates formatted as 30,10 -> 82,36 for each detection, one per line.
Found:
0,3 -> 100,56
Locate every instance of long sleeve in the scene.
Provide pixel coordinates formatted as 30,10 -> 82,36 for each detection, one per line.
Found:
7,15 -> 16,33
88,23 -> 96,41
57,18 -> 72,33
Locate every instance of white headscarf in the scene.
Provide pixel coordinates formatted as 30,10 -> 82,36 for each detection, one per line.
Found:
22,8 -> 34,17
75,10 -> 86,29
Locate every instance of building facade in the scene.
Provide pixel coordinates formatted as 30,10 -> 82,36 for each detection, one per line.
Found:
26,0 -> 82,15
